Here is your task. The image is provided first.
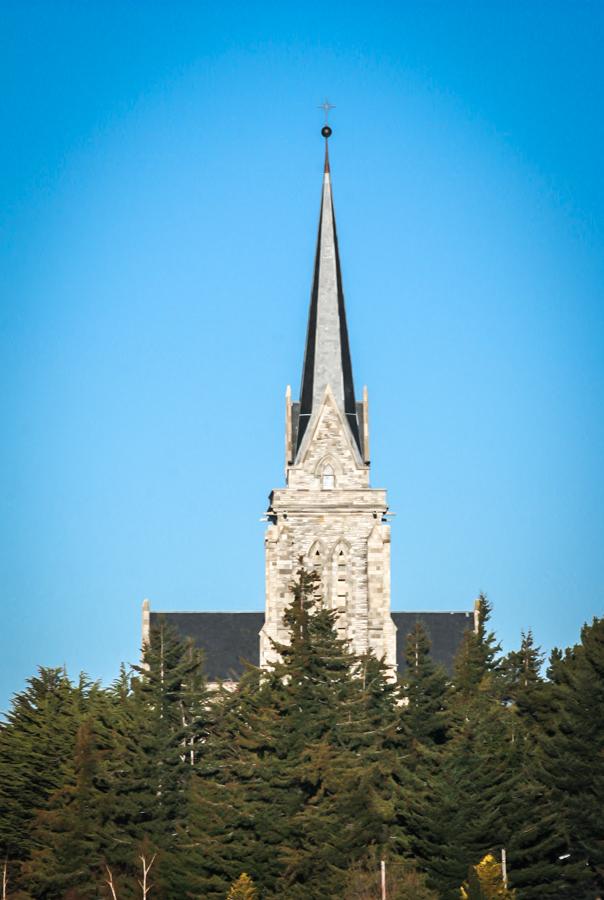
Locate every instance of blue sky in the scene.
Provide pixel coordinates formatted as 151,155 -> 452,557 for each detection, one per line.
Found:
1,1 -> 603,709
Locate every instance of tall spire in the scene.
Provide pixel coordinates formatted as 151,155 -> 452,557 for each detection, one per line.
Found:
296,125 -> 361,455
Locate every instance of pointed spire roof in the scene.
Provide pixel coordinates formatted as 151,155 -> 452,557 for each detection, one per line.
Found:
296,128 -> 361,456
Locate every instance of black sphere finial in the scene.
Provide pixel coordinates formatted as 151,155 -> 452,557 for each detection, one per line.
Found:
321,125 -> 332,138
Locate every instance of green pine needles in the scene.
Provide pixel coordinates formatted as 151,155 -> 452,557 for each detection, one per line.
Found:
0,571 -> 603,899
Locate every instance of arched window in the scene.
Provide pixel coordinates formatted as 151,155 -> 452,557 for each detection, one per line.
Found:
331,542 -> 350,638
334,548 -> 348,609
308,542 -> 324,602
322,464 -> 335,490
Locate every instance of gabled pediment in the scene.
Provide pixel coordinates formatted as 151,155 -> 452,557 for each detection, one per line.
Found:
295,384 -> 365,473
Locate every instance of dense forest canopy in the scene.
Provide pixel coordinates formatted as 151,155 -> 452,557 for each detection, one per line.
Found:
1,568 -> 602,899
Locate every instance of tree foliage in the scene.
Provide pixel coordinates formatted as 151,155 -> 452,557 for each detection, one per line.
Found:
0,582 -> 602,899
460,852 -> 516,899
226,872 -> 258,900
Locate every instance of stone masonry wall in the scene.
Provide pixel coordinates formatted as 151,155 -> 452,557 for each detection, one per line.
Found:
260,388 -> 397,674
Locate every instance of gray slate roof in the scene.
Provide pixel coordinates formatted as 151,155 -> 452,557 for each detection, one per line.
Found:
392,611 -> 473,672
150,610 -> 472,680
297,149 -> 361,454
150,612 -> 264,682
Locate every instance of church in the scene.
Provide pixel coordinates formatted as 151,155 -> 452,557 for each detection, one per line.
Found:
142,126 -> 473,681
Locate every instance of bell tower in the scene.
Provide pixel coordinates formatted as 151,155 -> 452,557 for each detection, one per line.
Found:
259,125 -> 396,672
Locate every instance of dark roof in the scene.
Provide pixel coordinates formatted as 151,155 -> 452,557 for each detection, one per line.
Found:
392,611 -> 473,673
150,612 -> 262,682
151,610 -> 472,681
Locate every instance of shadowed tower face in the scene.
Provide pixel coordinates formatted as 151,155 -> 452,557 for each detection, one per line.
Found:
260,129 -> 397,672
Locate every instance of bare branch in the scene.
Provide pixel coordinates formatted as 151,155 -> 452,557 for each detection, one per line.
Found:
138,853 -> 157,899
105,864 -> 119,900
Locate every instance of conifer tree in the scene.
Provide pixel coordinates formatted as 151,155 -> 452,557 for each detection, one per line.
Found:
568,617 -> 604,891
181,665 -> 284,897
401,620 -> 450,746
505,766 -> 582,899
533,618 -> 604,897
3,588 -> 603,899
428,695 -> 517,898
500,630 -> 544,708
496,631 -> 581,898
499,629 -> 550,742
109,622 -> 208,898
22,716 -> 109,898
397,623 -> 451,881
453,594 -> 501,697
270,566 -> 404,897
460,852 -> 515,899
0,669 -> 107,896
183,564 -> 406,899
227,872 -> 258,900
0,668 -> 83,865
425,596 -> 518,897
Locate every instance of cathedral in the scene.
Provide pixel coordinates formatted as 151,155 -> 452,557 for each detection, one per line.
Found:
142,127 -> 473,681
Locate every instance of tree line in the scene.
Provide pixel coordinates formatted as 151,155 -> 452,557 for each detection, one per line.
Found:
0,567 -> 602,899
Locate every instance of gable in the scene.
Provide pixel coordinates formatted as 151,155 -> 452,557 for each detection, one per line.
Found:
289,386 -> 366,489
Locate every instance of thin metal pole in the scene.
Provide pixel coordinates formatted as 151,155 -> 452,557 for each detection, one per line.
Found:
501,847 -> 508,889
381,859 -> 387,900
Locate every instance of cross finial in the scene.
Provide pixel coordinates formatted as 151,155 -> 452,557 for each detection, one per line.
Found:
318,99 -> 335,124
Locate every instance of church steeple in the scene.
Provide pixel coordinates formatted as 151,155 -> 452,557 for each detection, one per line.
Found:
295,125 -> 362,456
262,121 -> 395,675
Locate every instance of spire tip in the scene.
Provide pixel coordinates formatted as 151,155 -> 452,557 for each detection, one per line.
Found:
321,125 -> 332,174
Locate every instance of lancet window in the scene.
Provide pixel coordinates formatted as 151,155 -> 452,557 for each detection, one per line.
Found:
307,541 -> 325,603
331,542 -> 350,637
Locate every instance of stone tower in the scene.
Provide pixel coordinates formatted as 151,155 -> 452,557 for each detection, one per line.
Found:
259,129 -> 397,671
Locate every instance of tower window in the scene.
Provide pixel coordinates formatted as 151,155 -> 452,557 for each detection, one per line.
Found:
322,464 -> 335,489
307,542 -> 324,603
332,543 -> 350,637
336,549 -> 348,605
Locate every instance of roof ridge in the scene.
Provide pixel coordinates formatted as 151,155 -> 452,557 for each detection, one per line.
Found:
150,610 -> 264,615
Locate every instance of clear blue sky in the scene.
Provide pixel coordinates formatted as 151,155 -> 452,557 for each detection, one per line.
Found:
1,1 -> 603,710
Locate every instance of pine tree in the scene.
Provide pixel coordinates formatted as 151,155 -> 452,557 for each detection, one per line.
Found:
454,594 -> 501,697
496,632 -> 580,898
460,852 -> 516,899
270,567 -> 405,897
226,872 -> 258,899
566,617 -> 604,891
0,668 -> 82,865
107,623 -> 208,898
397,622 -> 451,882
499,628 -> 548,742
401,620 -> 450,746
3,592 -> 602,899
425,596 -> 519,898
0,669 -> 108,896
183,564 -> 406,899
22,716 -> 109,898
429,696 -> 518,898
181,666 -> 284,897
500,630 -> 544,707
505,767 -> 580,899
533,618 -> 604,897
